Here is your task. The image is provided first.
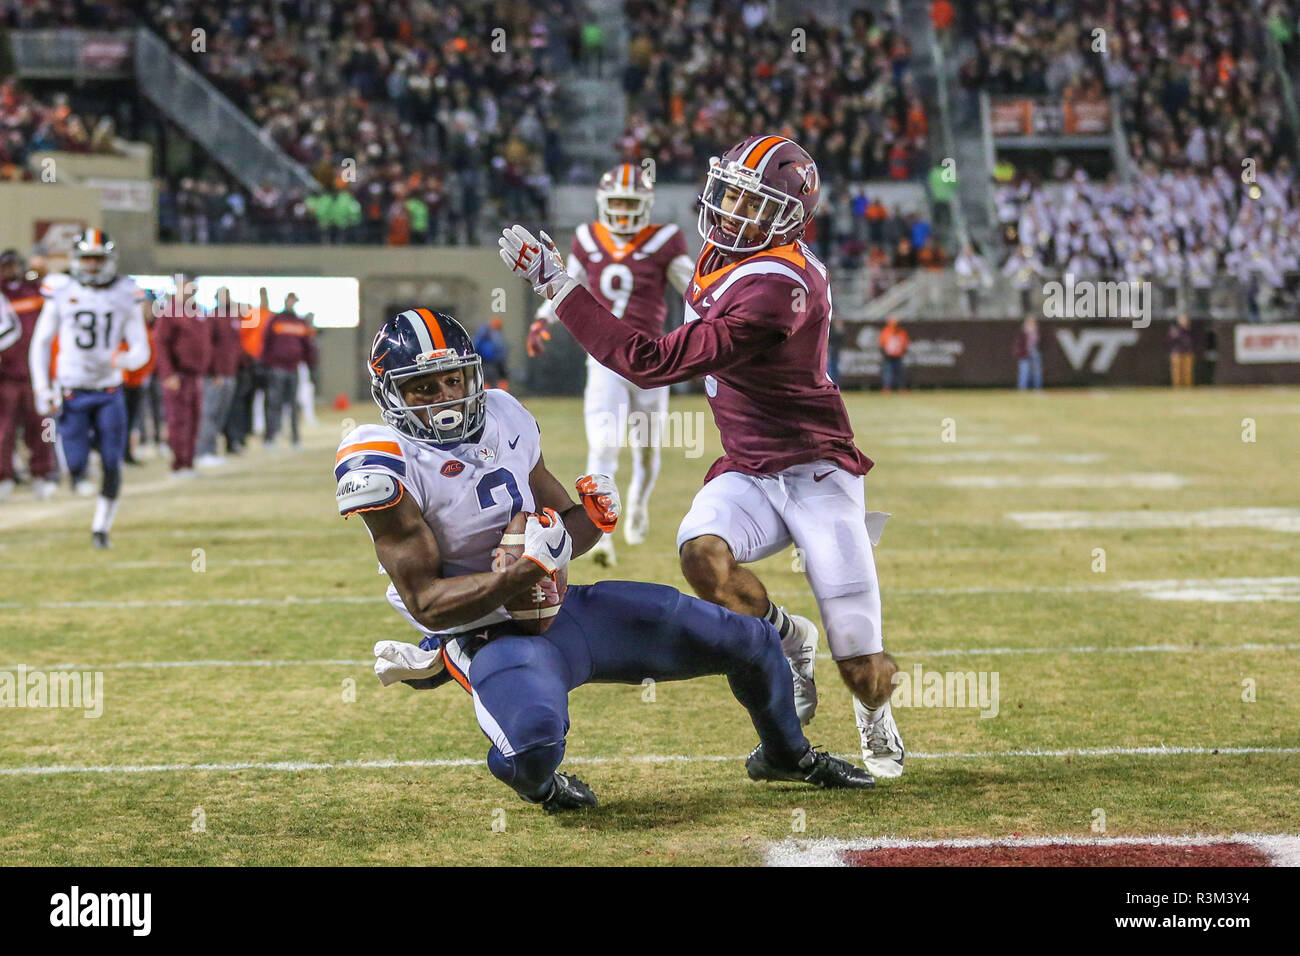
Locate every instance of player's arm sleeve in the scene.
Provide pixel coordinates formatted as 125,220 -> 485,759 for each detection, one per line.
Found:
666,254 -> 694,295
28,299 -> 59,395
118,308 -> 151,373
552,279 -> 787,388
535,252 -> 585,322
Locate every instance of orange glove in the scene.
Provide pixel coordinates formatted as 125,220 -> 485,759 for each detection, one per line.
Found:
575,474 -> 620,533
526,318 -> 552,358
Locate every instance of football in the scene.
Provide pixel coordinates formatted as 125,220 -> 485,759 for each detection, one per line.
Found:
493,511 -> 567,634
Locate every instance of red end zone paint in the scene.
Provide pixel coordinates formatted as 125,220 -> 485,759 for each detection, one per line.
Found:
767,834 -> 1300,867
842,843 -> 1270,867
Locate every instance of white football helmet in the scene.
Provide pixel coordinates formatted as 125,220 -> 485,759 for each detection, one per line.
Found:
69,228 -> 118,287
596,163 -> 654,235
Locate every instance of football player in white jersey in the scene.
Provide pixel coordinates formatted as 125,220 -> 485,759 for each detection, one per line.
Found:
29,230 -> 150,547
337,308 -> 873,812
528,164 -> 695,566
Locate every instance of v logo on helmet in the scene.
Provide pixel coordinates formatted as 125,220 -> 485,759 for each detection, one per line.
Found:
792,161 -> 820,195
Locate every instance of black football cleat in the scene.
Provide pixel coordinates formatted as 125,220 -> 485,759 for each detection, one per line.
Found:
746,744 -> 875,789
91,531 -> 111,550
534,771 -> 598,813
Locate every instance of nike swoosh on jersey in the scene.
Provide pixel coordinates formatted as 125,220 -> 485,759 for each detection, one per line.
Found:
509,435 -> 520,449
813,471 -> 834,482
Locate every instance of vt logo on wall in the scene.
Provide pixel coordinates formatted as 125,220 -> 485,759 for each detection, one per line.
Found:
1055,328 -> 1140,373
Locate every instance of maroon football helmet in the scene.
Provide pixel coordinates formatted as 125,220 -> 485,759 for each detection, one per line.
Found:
697,135 -> 822,254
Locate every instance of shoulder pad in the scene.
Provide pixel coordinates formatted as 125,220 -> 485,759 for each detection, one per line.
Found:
337,470 -> 402,517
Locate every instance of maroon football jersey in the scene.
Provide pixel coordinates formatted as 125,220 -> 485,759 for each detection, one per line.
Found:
553,239 -> 871,482
0,278 -> 44,382
570,222 -> 688,338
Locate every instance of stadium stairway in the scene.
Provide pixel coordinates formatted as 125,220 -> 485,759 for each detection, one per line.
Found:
131,28 -> 320,195
9,26 -> 319,196
560,3 -> 628,183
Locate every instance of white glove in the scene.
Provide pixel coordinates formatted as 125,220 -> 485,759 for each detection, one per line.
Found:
373,640 -> 444,687
575,474 -> 620,533
498,225 -> 574,299
35,388 -> 62,417
522,506 -> 572,577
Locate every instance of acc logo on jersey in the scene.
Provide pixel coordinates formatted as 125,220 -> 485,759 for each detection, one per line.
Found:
440,460 -> 465,477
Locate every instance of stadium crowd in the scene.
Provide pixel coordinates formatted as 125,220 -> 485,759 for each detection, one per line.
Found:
0,79 -> 122,180
620,1 -> 930,183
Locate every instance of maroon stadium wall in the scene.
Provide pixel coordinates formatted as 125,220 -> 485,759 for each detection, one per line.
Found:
835,319 -> 1300,388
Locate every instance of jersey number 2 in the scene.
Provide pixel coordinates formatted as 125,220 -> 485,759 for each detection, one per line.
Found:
476,468 -> 523,518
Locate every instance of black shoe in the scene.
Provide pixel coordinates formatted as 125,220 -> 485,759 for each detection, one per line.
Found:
530,771 -> 598,813
92,531 -> 111,550
746,744 -> 875,789
123,454 -> 142,466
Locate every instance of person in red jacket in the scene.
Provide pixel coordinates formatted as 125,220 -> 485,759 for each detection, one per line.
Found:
0,249 -> 56,499
259,293 -> 317,447
195,287 -> 244,467
154,277 -> 212,475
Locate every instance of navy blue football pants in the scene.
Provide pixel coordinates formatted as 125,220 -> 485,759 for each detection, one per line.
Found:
441,581 -> 810,802
59,388 -> 127,498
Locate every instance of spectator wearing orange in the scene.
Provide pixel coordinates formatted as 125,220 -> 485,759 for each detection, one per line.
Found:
880,317 -> 910,393
226,287 -> 271,454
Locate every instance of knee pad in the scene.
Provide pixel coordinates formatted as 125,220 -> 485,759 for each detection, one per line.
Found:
488,740 -> 565,800
819,591 -> 883,659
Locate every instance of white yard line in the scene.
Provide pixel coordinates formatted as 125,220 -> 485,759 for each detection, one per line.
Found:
939,473 -> 1187,490
8,640 -> 1295,673
2,746 -> 1296,778
5,576 -> 1300,612
1008,508 -> 1300,532
903,452 -> 1106,464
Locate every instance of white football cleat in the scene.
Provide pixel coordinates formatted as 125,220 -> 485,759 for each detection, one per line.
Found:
0,478 -> 14,501
195,454 -> 226,468
782,612 -> 819,726
74,479 -> 95,497
623,500 -> 650,545
854,696 -> 905,778
589,532 -> 616,567
32,478 -> 56,500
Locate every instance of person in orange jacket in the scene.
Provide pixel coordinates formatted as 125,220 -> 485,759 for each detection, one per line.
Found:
879,316 -> 910,393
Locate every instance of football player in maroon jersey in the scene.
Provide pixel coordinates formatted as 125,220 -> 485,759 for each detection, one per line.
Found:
528,163 -> 695,567
500,135 -> 905,780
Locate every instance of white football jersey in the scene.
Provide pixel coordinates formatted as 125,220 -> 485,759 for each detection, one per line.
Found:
335,389 -> 543,636
35,273 -> 148,390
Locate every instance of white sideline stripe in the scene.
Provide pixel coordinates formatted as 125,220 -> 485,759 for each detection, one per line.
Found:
1009,508 -> 1300,532
0,659 -> 373,671
11,640 -> 1299,672
765,834 -> 1300,868
939,473 -> 1187,490
3,746 -> 1297,778
0,441 -> 327,531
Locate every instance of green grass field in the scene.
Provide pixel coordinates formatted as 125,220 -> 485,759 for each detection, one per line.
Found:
2,387 -> 1298,865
